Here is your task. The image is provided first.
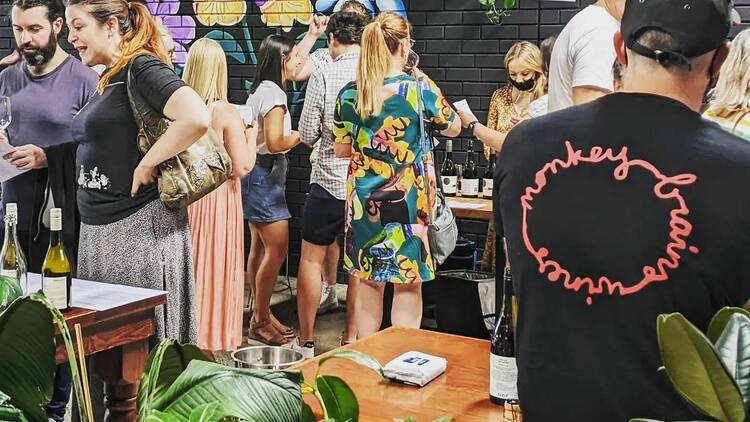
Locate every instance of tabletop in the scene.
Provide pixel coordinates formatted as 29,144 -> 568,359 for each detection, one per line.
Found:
293,327 -> 507,421
447,197 -> 492,221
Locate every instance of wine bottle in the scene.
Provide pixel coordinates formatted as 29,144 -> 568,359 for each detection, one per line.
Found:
0,203 -> 27,291
461,140 -> 479,198
490,266 -> 518,405
483,154 -> 496,199
41,208 -> 71,311
441,139 -> 457,196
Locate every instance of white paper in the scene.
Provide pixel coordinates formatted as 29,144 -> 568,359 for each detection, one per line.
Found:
453,99 -> 478,122
446,200 -> 486,210
0,142 -> 29,182
27,273 -> 166,311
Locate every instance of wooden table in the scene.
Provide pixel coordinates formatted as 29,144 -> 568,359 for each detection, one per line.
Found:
294,327 -> 506,421
55,290 -> 166,421
447,196 -> 493,221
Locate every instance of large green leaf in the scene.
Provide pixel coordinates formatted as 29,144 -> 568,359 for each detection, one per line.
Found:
0,275 -> 22,312
146,410 -> 183,422
0,295 -> 56,422
187,403 -> 221,422
316,375 -> 358,422
152,360 -> 302,422
137,339 -> 211,420
299,402 -> 316,422
318,350 -> 387,381
708,308 -> 750,344
715,313 -> 750,411
657,313 -> 745,422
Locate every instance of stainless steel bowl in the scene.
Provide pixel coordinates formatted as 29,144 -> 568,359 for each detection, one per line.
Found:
231,346 -> 304,370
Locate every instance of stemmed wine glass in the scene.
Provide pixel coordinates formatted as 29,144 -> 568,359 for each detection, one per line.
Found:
0,96 -> 11,133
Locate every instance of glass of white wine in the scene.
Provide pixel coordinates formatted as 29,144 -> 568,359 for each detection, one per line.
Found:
0,96 -> 10,131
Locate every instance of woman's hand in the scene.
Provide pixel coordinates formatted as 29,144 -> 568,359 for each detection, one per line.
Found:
510,110 -> 531,126
131,161 -> 158,197
457,110 -> 476,128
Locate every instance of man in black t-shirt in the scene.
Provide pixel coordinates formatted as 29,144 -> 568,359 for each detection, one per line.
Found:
493,0 -> 749,420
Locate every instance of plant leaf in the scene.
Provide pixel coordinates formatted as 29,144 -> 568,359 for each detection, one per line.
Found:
137,339 -> 211,420
318,350 -> 387,380
146,410 -> 183,422
188,402 -> 221,422
503,0 -> 516,10
204,30 -> 247,64
708,307 -> 750,344
152,360 -> 302,422
433,417 -> 454,422
316,375 -> 358,422
657,313 -> 745,422
0,295 -> 56,422
0,276 -> 22,312
0,405 -> 29,422
714,313 -> 750,412
298,402 -> 315,422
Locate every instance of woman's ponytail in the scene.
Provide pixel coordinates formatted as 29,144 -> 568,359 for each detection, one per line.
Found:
355,13 -> 411,119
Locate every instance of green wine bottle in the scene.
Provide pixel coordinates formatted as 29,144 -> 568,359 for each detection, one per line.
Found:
41,208 -> 71,311
0,203 -> 28,293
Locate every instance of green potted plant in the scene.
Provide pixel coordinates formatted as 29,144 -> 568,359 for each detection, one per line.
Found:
478,0 -> 517,24
631,307 -> 750,422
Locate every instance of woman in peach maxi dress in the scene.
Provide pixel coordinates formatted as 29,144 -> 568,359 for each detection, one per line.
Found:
183,39 -> 257,351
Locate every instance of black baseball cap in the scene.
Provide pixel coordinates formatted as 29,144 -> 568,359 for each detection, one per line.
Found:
621,0 -> 733,68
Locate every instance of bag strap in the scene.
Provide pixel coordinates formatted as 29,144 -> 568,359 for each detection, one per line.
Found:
412,74 -> 445,225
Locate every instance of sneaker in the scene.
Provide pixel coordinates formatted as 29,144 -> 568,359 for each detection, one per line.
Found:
317,282 -> 339,315
285,337 -> 315,360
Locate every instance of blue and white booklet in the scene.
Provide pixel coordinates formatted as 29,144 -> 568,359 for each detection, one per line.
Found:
384,351 -> 447,387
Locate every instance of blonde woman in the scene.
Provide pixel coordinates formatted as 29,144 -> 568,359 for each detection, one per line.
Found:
456,41 -> 547,272
333,12 -> 461,338
704,28 -> 750,141
458,41 -> 547,153
183,38 -> 256,352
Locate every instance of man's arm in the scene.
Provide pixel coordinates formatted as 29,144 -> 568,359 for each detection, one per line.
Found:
298,71 -> 325,147
572,86 -> 610,105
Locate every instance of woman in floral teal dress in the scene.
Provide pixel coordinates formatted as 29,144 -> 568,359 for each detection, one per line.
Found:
334,12 -> 461,337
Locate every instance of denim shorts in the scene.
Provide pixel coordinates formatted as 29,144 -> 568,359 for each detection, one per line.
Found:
241,154 -> 291,223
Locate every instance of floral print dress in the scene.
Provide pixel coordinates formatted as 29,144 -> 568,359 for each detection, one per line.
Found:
334,74 -> 457,283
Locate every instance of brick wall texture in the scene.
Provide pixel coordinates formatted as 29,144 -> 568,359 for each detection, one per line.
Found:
1,0 -> 748,275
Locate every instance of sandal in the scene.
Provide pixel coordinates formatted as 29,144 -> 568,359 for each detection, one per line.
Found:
339,330 -> 355,347
270,317 -> 296,339
249,319 -> 289,346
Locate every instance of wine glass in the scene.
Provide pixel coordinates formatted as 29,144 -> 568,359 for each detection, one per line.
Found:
0,96 -> 10,131
403,49 -> 420,75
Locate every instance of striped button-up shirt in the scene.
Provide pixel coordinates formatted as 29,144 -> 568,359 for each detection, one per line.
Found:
299,51 -> 359,200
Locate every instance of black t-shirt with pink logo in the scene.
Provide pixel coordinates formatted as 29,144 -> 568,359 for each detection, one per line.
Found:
494,93 -> 750,421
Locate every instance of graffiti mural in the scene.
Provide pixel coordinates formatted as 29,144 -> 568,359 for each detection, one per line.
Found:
149,0 -> 407,100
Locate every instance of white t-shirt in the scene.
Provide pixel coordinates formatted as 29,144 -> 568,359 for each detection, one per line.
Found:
245,80 -> 292,155
547,5 -> 619,112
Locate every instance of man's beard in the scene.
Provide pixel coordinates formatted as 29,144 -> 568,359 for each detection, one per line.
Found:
17,31 -> 57,68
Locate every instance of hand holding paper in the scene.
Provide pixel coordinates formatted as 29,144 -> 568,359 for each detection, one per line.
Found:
453,100 -> 479,128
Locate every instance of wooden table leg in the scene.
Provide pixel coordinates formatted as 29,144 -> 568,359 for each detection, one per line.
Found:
94,339 -> 149,422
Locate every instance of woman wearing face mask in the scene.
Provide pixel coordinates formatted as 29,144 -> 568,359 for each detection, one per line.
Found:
457,41 -> 546,273
457,41 -> 546,153
243,34 -> 304,345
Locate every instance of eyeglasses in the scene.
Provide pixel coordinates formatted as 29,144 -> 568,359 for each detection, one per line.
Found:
404,38 -> 415,48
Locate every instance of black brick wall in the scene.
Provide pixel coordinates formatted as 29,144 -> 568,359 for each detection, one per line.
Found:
1,0 -> 748,276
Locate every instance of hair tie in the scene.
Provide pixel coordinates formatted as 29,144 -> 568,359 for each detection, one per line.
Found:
127,1 -> 132,8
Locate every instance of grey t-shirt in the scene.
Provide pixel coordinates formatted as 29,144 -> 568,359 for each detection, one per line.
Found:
0,55 -> 98,227
245,80 -> 291,155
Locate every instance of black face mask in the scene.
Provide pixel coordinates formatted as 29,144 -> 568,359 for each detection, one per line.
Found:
509,77 -> 535,92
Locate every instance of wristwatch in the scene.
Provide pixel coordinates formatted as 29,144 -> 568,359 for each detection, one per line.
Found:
468,120 -> 479,133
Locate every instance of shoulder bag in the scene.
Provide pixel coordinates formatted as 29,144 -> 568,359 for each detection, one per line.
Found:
125,56 -> 232,209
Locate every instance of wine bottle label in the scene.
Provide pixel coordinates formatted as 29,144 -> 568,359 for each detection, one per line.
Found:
483,179 -> 493,198
442,176 -> 457,194
490,353 -> 518,400
43,276 -> 68,309
0,269 -> 17,279
461,178 -> 479,196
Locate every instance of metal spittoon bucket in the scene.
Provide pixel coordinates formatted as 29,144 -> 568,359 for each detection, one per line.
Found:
231,346 -> 305,370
